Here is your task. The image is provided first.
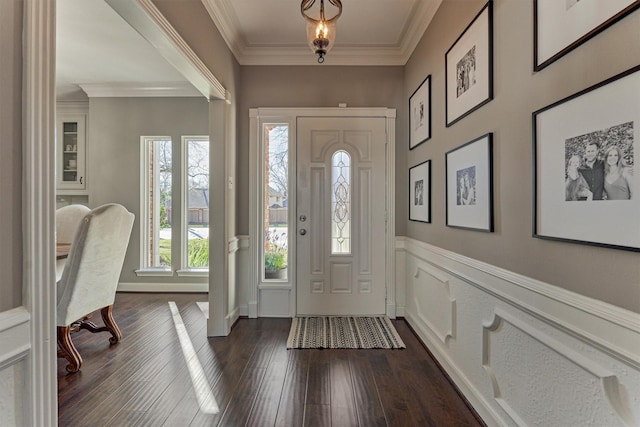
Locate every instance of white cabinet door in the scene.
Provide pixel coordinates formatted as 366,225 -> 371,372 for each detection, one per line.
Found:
296,117 -> 387,315
56,114 -> 86,192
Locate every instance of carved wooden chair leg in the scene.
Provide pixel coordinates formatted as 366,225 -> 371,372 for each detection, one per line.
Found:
57,325 -> 82,373
100,305 -> 122,344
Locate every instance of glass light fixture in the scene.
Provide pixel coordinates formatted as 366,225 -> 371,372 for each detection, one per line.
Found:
301,0 -> 342,63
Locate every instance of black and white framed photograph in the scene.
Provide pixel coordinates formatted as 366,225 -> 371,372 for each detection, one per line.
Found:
409,75 -> 431,149
409,160 -> 431,223
533,65 -> 640,252
534,0 -> 639,71
445,2 -> 493,127
446,133 -> 493,231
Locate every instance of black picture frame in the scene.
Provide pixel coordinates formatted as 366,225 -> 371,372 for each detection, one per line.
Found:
409,160 -> 431,223
532,65 -> 640,252
445,2 -> 493,127
409,75 -> 432,149
534,0 -> 640,72
446,133 -> 494,231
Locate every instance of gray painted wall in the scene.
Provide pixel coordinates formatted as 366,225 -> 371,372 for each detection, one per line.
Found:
237,65 -> 405,235
0,0 -> 23,311
404,0 -> 640,312
88,97 -> 209,283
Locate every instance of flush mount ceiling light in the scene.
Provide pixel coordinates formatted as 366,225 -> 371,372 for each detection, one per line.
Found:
301,0 -> 343,63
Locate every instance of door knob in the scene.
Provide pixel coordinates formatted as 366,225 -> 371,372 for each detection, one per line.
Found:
299,229 -> 307,236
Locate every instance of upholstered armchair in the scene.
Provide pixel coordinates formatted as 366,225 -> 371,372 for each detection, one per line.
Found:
55,204 -> 91,281
57,203 -> 134,373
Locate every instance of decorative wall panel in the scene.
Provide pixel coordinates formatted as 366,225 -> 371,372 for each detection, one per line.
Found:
483,309 -> 635,427
409,263 -> 456,344
398,237 -> 640,427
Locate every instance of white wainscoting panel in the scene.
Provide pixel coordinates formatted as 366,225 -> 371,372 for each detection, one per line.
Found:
408,263 -> 456,344
397,237 -> 640,427
395,239 -> 407,318
227,236 -> 240,328
237,235 -> 250,317
0,362 -> 25,427
483,309 -> 635,427
0,307 -> 30,427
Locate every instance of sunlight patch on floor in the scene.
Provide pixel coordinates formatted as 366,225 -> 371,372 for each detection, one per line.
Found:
168,301 -> 219,414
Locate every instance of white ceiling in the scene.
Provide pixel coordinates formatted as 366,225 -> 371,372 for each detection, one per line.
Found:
201,0 -> 442,65
56,0 -> 441,99
56,0 -> 201,100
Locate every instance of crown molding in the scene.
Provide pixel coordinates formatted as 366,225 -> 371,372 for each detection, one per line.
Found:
236,45 -> 407,66
56,100 -> 89,112
400,0 -> 442,61
78,82 -> 203,97
201,0 -> 442,66
200,0 -> 244,57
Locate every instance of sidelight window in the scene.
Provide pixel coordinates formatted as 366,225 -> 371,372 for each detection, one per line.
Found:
263,124 -> 289,280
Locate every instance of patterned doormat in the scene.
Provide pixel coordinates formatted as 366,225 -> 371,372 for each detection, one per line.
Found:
287,316 -> 406,349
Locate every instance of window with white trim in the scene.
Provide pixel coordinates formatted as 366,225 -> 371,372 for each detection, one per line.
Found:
181,136 -> 210,271
140,137 -> 172,270
263,124 -> 289,281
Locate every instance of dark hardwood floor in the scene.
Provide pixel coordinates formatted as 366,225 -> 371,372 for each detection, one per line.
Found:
58,293 -> 483,426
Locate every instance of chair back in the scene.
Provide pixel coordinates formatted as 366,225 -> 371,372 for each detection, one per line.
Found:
57,203 -> 134,326
56,204 -> 91,244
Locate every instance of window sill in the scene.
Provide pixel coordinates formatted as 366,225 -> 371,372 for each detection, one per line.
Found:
258,282 -> 292,290
176,269 -> 209,278
135,268 -> 174,277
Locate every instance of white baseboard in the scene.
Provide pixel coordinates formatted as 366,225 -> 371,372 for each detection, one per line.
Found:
227,306 -> 240,328
248,302 -> 258,318
397,236 -> 640,427
405,310 -> 504,425
239,304 -> 248,317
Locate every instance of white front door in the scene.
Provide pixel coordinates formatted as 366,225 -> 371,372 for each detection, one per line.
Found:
296,117 -> 387,315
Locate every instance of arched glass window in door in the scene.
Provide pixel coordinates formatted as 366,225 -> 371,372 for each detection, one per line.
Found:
332,150 -> 351,254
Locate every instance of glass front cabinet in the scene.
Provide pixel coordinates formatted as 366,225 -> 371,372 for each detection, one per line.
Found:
56,114 -> 87,192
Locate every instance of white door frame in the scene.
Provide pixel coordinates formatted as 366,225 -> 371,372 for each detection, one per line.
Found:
249,107 -> 396,318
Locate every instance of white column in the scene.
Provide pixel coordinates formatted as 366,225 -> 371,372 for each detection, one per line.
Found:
23,0 -> 57,424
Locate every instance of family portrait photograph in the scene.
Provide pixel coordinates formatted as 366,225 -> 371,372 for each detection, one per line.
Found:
564,121 -> 634,202
534,65 -> 640,251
